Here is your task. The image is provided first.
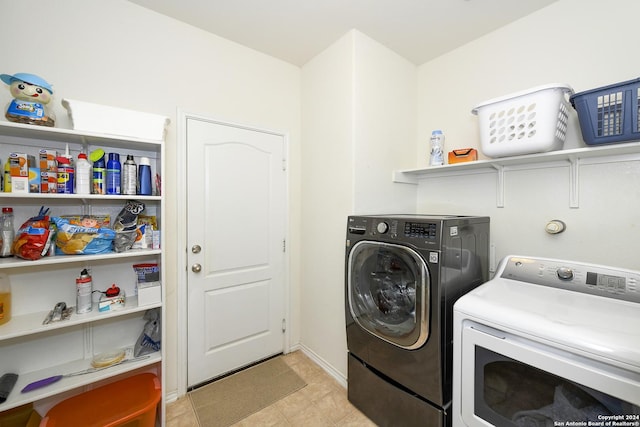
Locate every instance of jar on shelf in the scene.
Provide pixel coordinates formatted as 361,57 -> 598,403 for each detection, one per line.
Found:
0,207 -> 14,257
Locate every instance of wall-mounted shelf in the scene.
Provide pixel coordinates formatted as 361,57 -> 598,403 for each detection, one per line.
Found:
393,141 -> 640,208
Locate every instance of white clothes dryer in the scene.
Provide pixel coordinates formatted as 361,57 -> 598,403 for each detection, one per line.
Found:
453,255 -> 640,427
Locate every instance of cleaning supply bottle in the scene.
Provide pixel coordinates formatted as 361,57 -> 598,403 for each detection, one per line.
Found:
138,157 -> 152,195
430,130 -> 445,166
91,149 -> 106,195
75,153 -> 92,195
76,268 -> 93,314
106,153 -> 121,195
0,207 -> 14,258
0,273 -> 11,325
122,155 -> 137,195
3,159 -> 11,193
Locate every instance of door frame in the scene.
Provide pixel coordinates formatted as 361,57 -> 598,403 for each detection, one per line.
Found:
176,110 -> 291,397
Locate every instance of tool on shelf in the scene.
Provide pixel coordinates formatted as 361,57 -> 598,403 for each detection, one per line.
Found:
21,355 -> 150,393
0,373 -> 18,403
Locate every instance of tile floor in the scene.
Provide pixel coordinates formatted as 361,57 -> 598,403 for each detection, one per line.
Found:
165,351 -> 377,426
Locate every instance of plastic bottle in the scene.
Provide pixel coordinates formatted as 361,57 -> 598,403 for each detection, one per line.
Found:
122,155 -> 137,195
106,153 -> 121,195
3,159 -> 11,193
91,149 -> 106,195
75,153 -> 92,195
430,130 -> 445,166
138,157 -> 152,195
76,268 -> 93,314
0,273 -> 11,325
0,208 -> 14,258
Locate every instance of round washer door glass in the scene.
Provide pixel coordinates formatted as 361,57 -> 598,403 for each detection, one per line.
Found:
348,241 -> 429,349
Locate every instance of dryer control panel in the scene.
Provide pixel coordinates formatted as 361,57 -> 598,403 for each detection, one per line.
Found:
499,255 -> 640,303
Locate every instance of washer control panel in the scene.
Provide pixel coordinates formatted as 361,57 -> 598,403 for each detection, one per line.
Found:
346,216 -> 440,242
403,222 -> 438,239
499,256 -> 640,303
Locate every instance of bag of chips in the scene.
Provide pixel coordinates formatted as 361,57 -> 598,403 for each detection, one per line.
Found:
12,206 -> 53,260
52,216 -> 116,255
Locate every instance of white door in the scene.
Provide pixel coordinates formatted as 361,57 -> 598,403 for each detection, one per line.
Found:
186,117 -> 287,387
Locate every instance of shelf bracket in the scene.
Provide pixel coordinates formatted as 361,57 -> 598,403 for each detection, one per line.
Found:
392,170 -> 419,185
568,156 -> 580,209
492,164 -> 505,208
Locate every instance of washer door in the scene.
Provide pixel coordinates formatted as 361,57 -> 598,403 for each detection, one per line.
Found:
348,241 -> 430,349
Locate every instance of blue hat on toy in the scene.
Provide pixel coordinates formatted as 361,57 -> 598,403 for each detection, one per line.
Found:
0,72 -> 53,94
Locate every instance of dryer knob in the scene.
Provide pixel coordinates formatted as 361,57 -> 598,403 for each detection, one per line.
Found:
376,222 -> 389,234
556,267 -> 574,280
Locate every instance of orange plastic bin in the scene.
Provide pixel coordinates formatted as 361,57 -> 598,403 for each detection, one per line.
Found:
41,373 -> 161,427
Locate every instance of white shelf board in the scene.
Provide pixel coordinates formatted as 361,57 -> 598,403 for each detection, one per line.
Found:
0,120 -> 163,151
0,249 -> 161,269
0,297 -> 161,341
0,192 -> 161,202
393,141 -> 640,184
2,351 -> 161,411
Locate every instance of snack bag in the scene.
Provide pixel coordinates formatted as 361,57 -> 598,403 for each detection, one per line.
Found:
113,200 -> 145,252
12,206 -> 52,260
52,216 -> 116,255
134,308 -> 161,357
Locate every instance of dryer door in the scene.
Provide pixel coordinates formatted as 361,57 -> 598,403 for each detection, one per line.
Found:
348,241 -> 430,349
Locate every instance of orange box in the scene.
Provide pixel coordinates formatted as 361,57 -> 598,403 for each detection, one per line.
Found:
39,149 -> 57,171
448,148 -> 478,164
9,153 -> 34,177
40,171 -> 57,193
41,373 -> 161,427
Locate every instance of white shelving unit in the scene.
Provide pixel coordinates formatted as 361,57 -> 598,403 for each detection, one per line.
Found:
393,141 -> 640,208
0,120 -> 165,421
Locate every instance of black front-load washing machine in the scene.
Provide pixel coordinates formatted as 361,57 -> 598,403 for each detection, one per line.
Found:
345,215 -> 490,427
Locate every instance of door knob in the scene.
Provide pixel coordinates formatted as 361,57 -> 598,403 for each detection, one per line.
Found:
192,245 -> 201,254
192,263 -> 202,273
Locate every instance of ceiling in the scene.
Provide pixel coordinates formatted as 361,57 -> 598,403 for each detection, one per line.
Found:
128,0 -> 558,66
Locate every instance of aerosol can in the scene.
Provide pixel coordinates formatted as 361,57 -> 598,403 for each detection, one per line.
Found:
76,268 -> 93,314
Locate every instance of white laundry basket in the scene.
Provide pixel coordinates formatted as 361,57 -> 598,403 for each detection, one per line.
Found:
472,84 -> 574,158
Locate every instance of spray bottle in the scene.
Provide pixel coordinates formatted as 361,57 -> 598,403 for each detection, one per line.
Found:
3,160 -> 11,193
76,268 -> 93,314
56,144 -> 74,194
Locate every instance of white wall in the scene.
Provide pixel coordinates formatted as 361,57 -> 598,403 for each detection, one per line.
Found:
353,32 -> 418,214
418,0 -> 639,163
301,32 -> 355,377
0,0 -> 301,400
415,0 -> 640,270
300,30 -> 417,378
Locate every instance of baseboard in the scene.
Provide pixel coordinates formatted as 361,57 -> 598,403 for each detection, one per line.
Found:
164,389 -> 179,404
289,343 -> 347,389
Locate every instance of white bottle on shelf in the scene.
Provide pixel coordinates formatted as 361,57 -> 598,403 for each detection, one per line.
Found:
75,153 -> 92,195
430,130 -> 445,166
